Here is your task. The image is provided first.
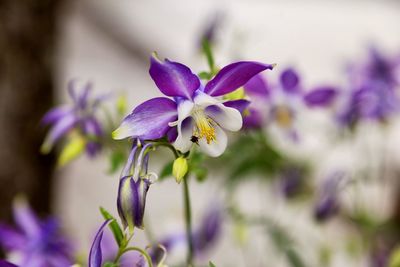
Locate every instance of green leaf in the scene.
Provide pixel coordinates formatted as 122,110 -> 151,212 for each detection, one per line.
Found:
108,150 -> 126,174
286,248 -> 306,267
100,207 -> 124,247
198,71 -> 212,80
159,161 -> 174,181
209,261 -> 217,267
192,167 -> 208,182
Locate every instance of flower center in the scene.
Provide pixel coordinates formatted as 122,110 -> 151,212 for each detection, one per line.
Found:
274,105 -> 293,128
192,109 -> 216,144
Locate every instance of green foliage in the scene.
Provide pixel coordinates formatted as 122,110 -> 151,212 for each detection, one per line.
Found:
188,150 -> 208,182
267,223 -> 306,267
108,150 -> 126,174
209,261 -> 217,267
389,246 -> 400,267
99,207 -> 124,247
220,131 -> 284,186
159,160 -> 174,181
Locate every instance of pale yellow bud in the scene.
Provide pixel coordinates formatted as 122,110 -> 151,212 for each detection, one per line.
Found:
172,157 -> 188,184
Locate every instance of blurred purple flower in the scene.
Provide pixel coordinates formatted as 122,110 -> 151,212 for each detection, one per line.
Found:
117,143 -> 154,232
113,53 -> 274,157
198,12 -> 224,49
0,199 -> 74,267
279,165 -> 307,199
149,204 -> 223,264
337,47 -> 400,127
242,69 -> 337,137
41,81 -> 105,157
314,172 -> 345,222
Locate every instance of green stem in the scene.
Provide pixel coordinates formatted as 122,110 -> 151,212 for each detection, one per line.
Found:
121,247 -> 153,267
183,175 -> 194,266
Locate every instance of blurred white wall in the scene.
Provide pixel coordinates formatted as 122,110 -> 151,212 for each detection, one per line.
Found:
54,1 -> 400,266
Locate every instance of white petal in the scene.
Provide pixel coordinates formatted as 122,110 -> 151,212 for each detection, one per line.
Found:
205,104 -> 243,132
173,118 -> 194,153
193,90 -> 220,108
198,125 -> 227,157
177,100 -> 194,121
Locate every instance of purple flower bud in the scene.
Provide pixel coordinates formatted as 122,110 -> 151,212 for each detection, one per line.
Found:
117,144 -> 154,232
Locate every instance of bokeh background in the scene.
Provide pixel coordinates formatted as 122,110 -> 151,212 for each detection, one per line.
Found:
1,0 -> 400,266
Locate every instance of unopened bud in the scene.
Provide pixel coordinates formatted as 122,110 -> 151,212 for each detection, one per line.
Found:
173,157 -> 188,184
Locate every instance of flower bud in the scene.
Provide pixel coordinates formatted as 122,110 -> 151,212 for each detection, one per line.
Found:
172,157 -> 188,184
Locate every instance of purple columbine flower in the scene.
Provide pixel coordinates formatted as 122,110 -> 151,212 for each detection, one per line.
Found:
337,47 -> 400,127
314,172 -> 345,222
41,81 -> 105,157
112,53 -> 275,157
117,143 -> 155,233
241,69 -> 337,134
0,198 -> 74,267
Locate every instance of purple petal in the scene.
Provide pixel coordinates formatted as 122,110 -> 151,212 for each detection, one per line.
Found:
280,68 -> 300,94
41,113 -> 79,152
204,61 -> 275,96
41,107 -> 73,125
89,219 -> 112,267
0,223 -> 26,250
303,86 -> 338,107
121,146 -> 139,178
113,97 -> 177,140
243,108 -> 264,129
77,82 -> 92,109
13,199 -> 40,238
167,127 -> 178,143
243,74 -> 270,97
0,260 -> 18,267
223,100 -> 250,113
82,117 -> 103,137
149,54 -> 200,99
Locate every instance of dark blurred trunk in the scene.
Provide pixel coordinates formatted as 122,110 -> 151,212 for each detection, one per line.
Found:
0,0 -> 64,221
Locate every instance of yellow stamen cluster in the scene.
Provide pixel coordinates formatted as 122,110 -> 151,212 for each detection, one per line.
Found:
192,109 -> 216,144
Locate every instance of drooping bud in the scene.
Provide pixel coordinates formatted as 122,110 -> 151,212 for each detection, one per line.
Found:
117,144 -> 154,233
172,157 -> 188,184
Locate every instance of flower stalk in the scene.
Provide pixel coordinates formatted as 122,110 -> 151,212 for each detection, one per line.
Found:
183,174 -> 194,267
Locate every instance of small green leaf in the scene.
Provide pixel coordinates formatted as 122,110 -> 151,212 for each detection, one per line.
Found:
100,207 -> 124,247
198,71 -> 212,80
209,261 -> 217,267
108,150 -> 126,174
159,161 -> 174,180
192,167 -> 208,182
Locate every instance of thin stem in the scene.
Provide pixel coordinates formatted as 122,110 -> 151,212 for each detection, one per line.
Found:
183,175 -> 194,267
122,247 -> 153,267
